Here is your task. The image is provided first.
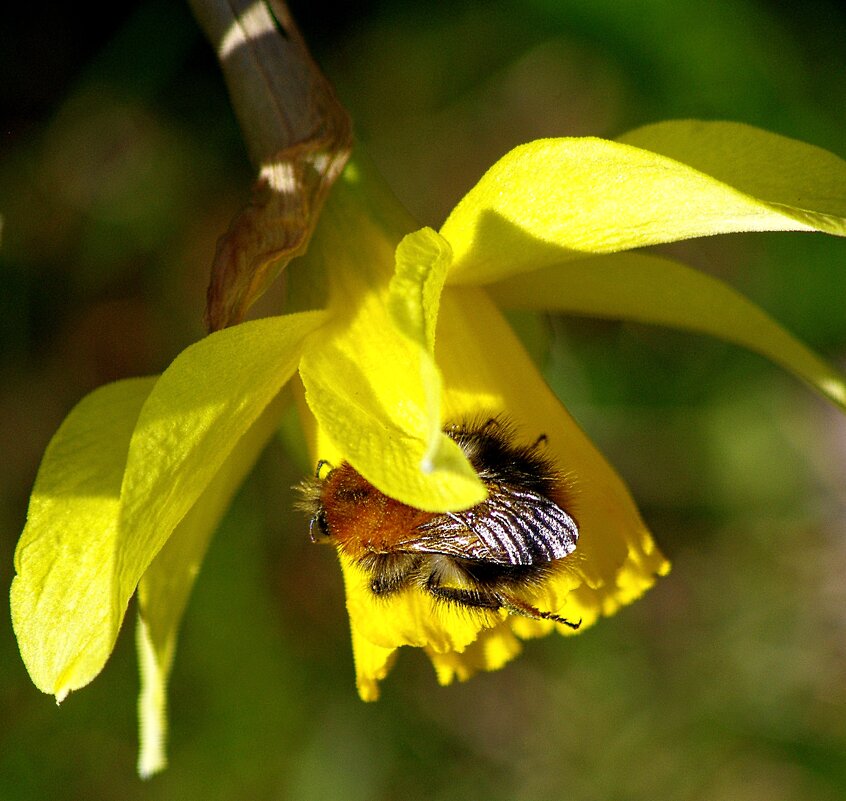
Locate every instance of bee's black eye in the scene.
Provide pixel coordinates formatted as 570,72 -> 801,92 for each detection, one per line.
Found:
309,510 -> 331,542
317,510 -> 329,534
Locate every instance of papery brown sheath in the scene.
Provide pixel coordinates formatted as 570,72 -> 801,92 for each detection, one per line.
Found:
188,0 -> 353,331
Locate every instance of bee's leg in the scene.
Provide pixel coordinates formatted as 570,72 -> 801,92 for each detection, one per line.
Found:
426,573 -> 580,628
423,575 -> 504,612
423,572 -> 581,628
499,594 -> 582,630
365,554 -> 420,596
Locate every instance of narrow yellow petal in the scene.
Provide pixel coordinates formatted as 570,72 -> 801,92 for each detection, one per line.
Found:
441,130 -> 845,286
136,615 -> 170,778
388,228 -> 453,469
488,251 -> 846,411
135,389 -> 291,777
11,378 -> 157,697
13,312 -> 324,700
388,227 -> 451,352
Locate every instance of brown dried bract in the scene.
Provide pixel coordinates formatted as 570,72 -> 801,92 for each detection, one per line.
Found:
200,0 -> 353,331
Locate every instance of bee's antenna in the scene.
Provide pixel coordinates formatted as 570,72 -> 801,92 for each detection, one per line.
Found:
315,459 -> 333,479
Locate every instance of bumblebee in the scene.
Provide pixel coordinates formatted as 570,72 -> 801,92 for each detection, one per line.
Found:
298,417 -> 581,628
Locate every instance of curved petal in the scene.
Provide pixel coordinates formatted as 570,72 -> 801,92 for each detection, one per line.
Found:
11,377 -> 157,698
440,128 -> 846,286
300,229 -> 485,512
618,120 -> 846,226
136,618 -> 166,776
135,388 -> 291,777
387,228 -> 452,470
14,312 -> 324,701
116,310 -> 324,641
488,251 -> 846,411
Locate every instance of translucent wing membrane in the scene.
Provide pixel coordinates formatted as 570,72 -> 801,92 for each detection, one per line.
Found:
411,483 -> 578,565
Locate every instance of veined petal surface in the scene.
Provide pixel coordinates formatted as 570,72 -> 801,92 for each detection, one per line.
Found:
441,125 -> 845,286
117,312 -> 325,637
11,378 -> 157,697
14,312 -> 323,701
618,120 -> 846,229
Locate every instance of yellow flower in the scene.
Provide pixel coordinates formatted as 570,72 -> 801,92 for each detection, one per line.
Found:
11,120 -> 846,774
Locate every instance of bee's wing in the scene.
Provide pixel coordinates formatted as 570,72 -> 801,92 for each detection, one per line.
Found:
403,484 -> 578,566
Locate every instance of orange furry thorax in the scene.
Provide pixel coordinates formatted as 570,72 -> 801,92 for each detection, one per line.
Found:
318,463 -> 435,558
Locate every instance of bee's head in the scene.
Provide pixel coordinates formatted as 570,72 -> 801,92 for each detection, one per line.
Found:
297,460 -> 374,548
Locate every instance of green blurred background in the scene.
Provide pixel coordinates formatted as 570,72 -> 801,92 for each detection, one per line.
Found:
2,1 -> 846,798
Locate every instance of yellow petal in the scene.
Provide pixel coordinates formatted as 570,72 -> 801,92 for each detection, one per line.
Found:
348,623 -> 398,702
135,388 -> 291,777
618,119 -> 846,230
426,623 -> 525,687
388,228 -> 450,351
13,312 -> 324,700
11,377 -> 157,698
441,128 -> 845,286
117,312 -> 324,635
136,616 -> 167,778
300,228 -> 484,511
488,251 -> 846,411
